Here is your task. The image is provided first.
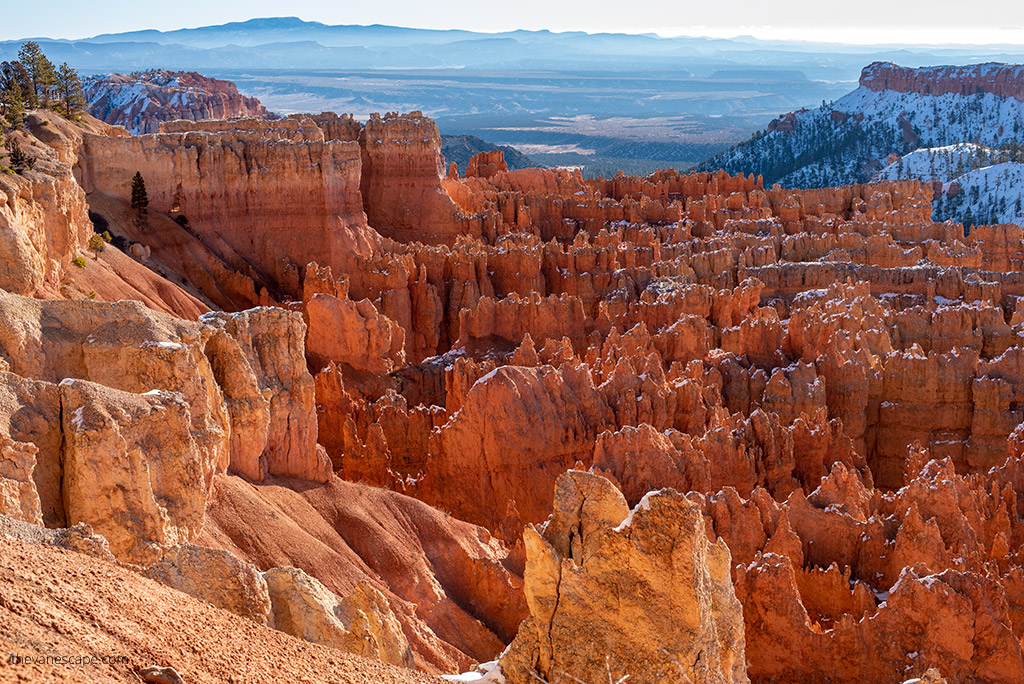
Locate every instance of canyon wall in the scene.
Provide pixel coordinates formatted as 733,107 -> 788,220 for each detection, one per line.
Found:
11,99 -> 1024,682
860,61 -> 1024,100
77,115 -> 377,297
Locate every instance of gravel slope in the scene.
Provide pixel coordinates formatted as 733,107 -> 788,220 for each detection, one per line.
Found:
0,535 -> 444,684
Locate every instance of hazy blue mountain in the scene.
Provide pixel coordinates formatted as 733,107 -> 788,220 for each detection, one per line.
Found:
6,18 -> 1024,77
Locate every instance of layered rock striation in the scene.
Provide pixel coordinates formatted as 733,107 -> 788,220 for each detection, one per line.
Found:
860,61 -> 1024,100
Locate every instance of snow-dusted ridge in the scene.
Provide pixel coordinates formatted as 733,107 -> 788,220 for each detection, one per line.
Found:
699,61 -> 1024,228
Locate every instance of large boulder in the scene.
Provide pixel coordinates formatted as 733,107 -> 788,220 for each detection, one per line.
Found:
144,542 -> 272,625
264,566 -> 414,668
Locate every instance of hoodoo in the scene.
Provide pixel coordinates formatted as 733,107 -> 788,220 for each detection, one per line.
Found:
4,54 -> 1024,684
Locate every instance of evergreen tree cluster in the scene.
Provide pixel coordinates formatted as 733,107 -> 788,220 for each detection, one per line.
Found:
3,134 -> 34,173
1,41 -> 84,127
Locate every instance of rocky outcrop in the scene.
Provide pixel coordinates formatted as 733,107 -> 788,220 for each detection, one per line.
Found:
860,61 -> 1024,100
144,542 -> 272,624
264,566 -> 414,668
0,289 -> 330,564
360,112 -> 467,244
85,70 -> 270,135
202,307 -> 330,483
464,150 -> 508,179
0,113 -> 94,295
425,364 -> 611,529
60,379 -> 214,565
305,290 -> 406,373
0,372 -> 57,526
500,471 -> 746,684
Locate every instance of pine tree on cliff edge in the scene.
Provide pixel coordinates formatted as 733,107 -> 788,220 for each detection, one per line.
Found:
55,62 -> 84,118
17,42 -> 55,106
130,171 -> 149,226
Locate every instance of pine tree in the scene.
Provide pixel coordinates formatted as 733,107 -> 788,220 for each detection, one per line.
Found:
55,63 -> 84,118
87,233 -> 105,258
1,85 -> 24,128
4,135 -> 34,172
130,171 -> 149,223
17,42 -> 56,106
1,61 -> 36,109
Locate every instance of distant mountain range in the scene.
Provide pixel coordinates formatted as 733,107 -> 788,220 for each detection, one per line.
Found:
5,17 -> 1024,78
700,61 -> 1024,227
11,18 -> 1024,183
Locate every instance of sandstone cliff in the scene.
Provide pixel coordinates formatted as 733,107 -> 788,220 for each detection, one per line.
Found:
77,116 -> 377,298
0,289 -> 327,563
860,61 -> 1024,100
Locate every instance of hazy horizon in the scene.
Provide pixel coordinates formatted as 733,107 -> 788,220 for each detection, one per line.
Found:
3,2 -> 1024,47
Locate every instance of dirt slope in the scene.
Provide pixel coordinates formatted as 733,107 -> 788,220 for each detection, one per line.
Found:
0,535 -> 444,684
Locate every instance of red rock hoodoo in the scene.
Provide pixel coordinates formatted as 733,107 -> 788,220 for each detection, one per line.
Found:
5,99 -> 1024,683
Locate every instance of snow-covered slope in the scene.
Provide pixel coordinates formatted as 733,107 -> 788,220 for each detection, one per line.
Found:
934,162 -> 1024,227
873,143 -> 987,182
700,61 -> 1024,191
873,143 -> 1024,227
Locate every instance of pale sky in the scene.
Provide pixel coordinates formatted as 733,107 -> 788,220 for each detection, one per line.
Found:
3,0 -> 1024,45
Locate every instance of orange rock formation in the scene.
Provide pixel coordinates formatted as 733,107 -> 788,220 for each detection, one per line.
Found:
860,61 -> 1024,101
5,102 -> 1024,682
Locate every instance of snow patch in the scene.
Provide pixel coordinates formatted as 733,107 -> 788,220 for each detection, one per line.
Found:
143,340 -> 185,351
613,490 -> 659,532
443,660 -> 506,683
